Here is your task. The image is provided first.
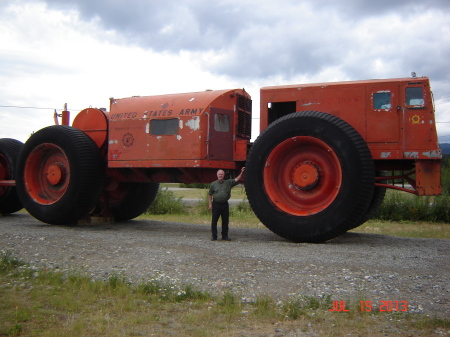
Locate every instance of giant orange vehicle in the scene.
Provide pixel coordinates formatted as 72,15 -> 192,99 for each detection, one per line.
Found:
0,76 -> 442,242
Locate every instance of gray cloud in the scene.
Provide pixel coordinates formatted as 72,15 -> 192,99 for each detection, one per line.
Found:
40,0 -> 247,50
312,0 -> 450,18
28,0 -> 450,82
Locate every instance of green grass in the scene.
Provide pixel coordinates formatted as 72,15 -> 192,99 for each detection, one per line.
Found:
145,184 -> 450,239
351,220 -> 450,239
163,183 -> 247,200
373,191 -> 450,223
1,252 -> 448,337
147,187 -> 185,214
141,211 -> 450,239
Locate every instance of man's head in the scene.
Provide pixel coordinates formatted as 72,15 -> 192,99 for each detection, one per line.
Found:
217,170 -> 225,182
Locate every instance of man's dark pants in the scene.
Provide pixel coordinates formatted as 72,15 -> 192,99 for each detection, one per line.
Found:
211,201 -> 229,239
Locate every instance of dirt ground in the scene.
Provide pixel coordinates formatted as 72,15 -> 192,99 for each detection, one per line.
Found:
1,212 -> 449,319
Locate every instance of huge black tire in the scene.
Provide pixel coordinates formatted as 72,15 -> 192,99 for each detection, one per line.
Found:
245,111 -> 375,242
0,138 -> 23,214
348,172 -> 387,229
16,126 -> 105,225
107,182 -> 159,222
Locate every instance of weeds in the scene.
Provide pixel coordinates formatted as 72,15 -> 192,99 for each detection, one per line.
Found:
147,187 -> 185,214
282,294 -> 333,319
0,251 -> 25,273
374,193 -> 450,223
3,323 -> 22,337
179,182 -> 209,189
230,198 -> 254,216
136,273 -> 209,302
0,252 -> 448,336
191,189 -> 210,216
216,291 -> 242,320
252,295 -> 278,319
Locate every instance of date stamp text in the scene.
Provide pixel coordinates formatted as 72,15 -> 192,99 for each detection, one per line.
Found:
329,300 -> 409,312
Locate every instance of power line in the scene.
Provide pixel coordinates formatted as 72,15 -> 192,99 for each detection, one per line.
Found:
0,105 -> 82,111
0,105 -> 60,110
0,104 -> 449,122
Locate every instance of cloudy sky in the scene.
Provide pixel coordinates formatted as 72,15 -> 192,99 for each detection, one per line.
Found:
1,0 -> 449,144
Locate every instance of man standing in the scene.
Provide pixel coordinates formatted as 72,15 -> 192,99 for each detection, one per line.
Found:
208,167 -> 245,241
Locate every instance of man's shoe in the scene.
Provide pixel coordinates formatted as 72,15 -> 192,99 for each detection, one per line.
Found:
211,237 -> 217,241
222,237 -> 231,241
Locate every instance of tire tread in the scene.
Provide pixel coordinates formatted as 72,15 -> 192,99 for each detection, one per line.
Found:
245,111 -> 375,242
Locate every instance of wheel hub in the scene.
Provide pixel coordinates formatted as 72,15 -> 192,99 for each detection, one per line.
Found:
292,161 -> 320,190
46,163 -> 65,186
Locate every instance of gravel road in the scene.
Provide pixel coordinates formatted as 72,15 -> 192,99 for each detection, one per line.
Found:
1,213 -> 449,318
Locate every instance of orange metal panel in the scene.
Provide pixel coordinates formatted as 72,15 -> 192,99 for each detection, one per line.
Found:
260,77 -> 440,161
107,159 -> 238,169
416,160 -> 441,195
107,89 -> 250,168
234,140 -> 248,161
72,108 -> 108,148
261,82 -> 368,138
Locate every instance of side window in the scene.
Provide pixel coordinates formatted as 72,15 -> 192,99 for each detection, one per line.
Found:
150,118 -> 179,135
406,87 -> 424,106
373,92 -> 391,109
214,114 -> 230,132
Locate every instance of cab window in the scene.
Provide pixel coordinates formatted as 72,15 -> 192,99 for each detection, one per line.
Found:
150,118 -> 179,135
373,92 -> 391,109
406,87 -> 424,106
214,114 -> 230,132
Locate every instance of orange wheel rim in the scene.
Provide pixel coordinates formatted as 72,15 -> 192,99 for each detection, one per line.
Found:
24,143 -> 70,204
263,136 -> 342,216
